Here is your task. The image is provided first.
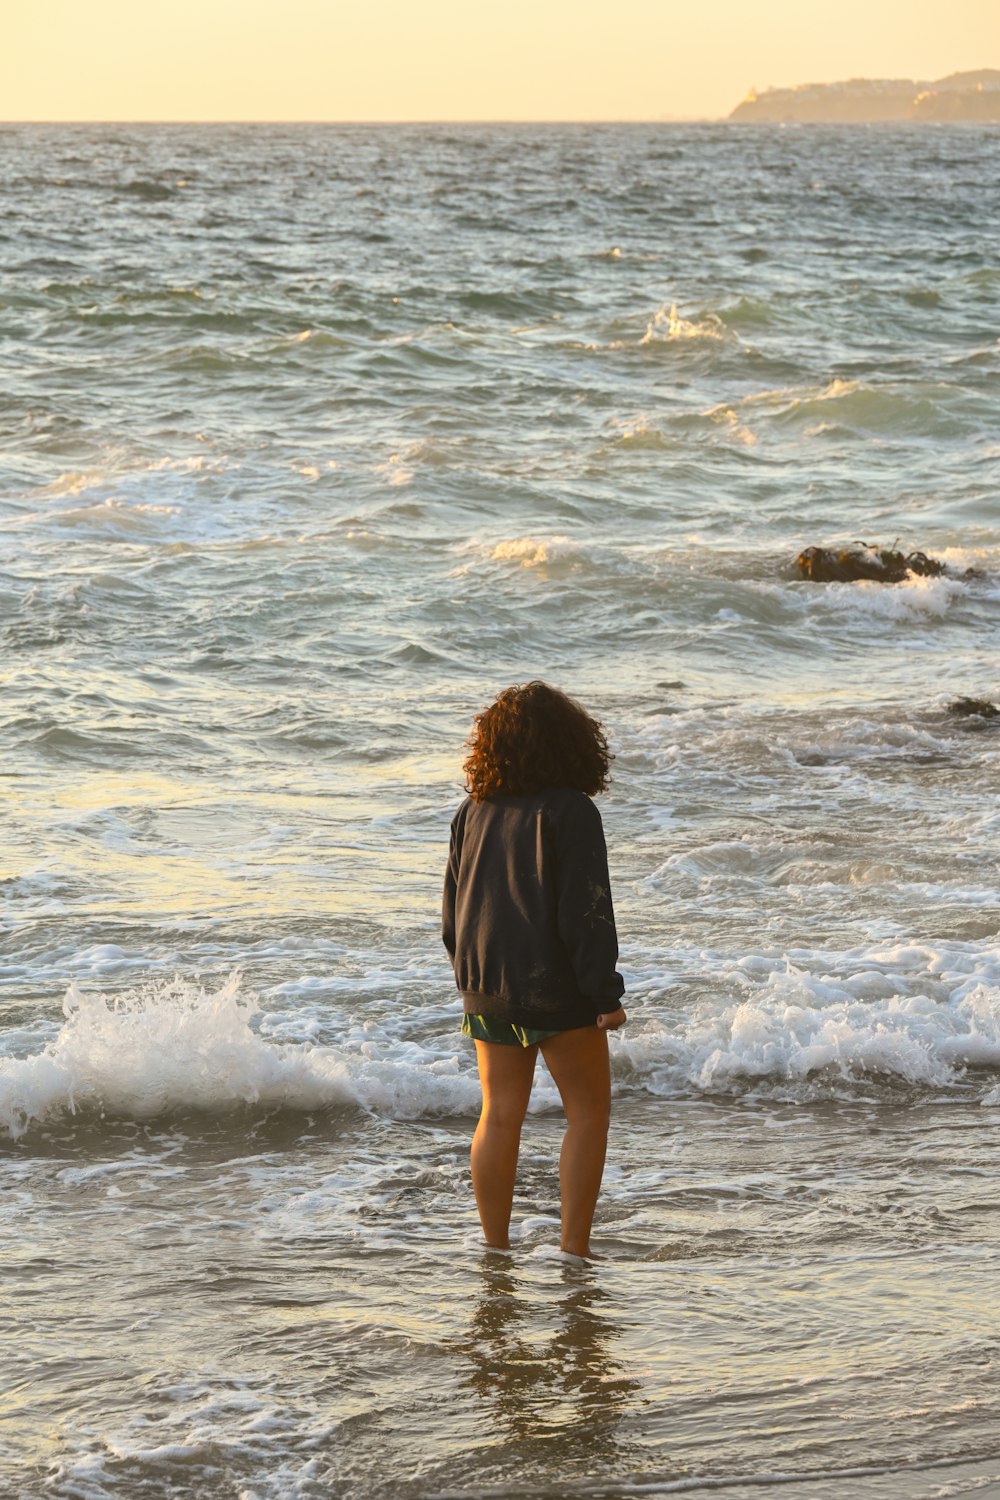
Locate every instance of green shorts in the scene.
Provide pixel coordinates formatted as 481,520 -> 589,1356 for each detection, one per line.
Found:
461,1013 -> 562,1048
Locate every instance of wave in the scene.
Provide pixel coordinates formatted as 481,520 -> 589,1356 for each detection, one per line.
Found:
705,377 -> 990,441
628,702 -> 998,793
619,944 -> 1000,1103
33,454 -> 222,502
3,948 -> 999,1138
488,535 -> 583,568
639,301 -> 731,345
454,531 -> 988,633
797,569 -> 969,622
447,533 -> 607,578
0,978 -> 480,1140
14,496 -> 185,538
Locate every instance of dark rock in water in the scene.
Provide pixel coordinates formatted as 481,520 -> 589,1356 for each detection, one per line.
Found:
946,698 -> 999,719
796,543 -> 947,584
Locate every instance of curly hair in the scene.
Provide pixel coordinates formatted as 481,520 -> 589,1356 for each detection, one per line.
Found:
463,681 -> 612,802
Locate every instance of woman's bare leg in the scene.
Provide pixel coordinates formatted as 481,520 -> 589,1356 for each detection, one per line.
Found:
471,1039 -> 538,1249
539,1026 -> 611,1258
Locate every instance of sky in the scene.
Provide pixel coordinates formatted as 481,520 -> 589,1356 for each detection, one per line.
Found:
3,0 -> 999,122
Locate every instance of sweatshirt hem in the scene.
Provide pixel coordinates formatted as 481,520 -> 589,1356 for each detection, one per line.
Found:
462,990 -> 603,1030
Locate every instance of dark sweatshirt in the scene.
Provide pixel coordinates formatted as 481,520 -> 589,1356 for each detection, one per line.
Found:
442,788 -> 625,1029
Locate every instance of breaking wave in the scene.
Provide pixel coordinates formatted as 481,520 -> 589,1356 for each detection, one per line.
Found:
3,948 -> 999,1138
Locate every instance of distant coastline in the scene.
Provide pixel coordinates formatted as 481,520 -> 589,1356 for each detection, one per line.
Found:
730,69 -> 1000,123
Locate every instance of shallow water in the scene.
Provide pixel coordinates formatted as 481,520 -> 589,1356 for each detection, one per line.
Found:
2,123 -> 999,1497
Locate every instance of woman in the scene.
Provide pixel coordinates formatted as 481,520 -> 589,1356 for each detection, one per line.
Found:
443,681 -> 627,1258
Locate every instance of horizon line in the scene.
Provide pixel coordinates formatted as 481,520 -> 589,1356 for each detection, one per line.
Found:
2,116 -> 985,128
1,116 -> 720,126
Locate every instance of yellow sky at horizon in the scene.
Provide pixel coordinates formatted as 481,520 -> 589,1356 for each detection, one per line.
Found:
3,0 -> 999,122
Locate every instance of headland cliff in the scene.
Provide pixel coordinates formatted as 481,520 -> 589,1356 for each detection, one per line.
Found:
730,70 -> 1000,123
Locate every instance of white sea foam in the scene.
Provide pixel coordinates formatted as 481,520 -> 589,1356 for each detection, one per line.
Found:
488,535 -> 581,566
714,409 -> 758,445
373,453 -> 415,487
3,943 -> 999,1137
46,1375 -> 337,1500
0,976 -> 481,1139
32,453 -> 226,503
802,570 -> 968,622
640,301 -> 728,344
618,942 -> 1000,1101
628,704 -> 966,781
461,533 -> 648,576
619,983 -> 1000,1099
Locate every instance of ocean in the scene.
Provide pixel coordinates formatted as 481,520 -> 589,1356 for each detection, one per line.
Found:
1,122 -> 999,1499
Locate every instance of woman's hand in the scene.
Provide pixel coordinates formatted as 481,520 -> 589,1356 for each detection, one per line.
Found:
596,1006 -> 627,1030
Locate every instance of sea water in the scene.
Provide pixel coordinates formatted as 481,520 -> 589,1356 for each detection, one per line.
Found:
1,123 -> 999,1499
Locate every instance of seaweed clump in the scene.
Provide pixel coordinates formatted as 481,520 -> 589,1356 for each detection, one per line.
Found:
796,542 -> 947,584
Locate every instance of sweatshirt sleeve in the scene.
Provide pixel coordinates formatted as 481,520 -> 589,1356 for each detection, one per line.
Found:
441,811 -> 462,962
554,796 -> 625,1012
